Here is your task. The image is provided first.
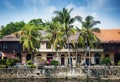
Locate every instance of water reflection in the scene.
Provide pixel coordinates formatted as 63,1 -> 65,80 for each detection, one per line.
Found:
0,79 -> 120,82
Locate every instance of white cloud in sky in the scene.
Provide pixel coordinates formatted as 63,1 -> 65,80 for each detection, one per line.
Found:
65,3 -> 119,29
1,0 -> 119,29
86,0 -> 107,10
38,6 -> 57,21
4,1 -> 15,9
66,3 -> 99,28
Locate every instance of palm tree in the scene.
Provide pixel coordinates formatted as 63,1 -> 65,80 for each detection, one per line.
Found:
20,24 -> 42,62
78,15 -> 101,66
53,7 -> 77,68
45,20 -> 65,64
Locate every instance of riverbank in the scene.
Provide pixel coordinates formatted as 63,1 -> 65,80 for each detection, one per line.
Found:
0,66 -> 120,80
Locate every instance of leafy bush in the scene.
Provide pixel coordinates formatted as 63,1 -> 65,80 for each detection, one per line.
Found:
26,60 -> 36,68
27,60 -> 33,65
50,60 -> 58,66
6,58 -> 20,66
101,57 -> 111,65
0,59 -> 6,65
118,61 -> 120,66
27,64 -> 36,68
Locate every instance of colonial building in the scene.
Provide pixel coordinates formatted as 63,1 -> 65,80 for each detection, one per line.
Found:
0,29 -> 120,66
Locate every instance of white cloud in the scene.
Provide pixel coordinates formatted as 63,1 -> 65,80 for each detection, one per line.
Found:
23,0 -> 50,7
86,0 -> 107,10
65,3 -> 119,29
66,4 -> 99,28
39,6 -> 57,21
4,1 -> 15,9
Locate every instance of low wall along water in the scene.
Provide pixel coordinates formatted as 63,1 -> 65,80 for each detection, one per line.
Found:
0,66 -> 120,79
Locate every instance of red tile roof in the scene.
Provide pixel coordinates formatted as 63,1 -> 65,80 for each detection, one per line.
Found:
0,29 -> 120,43
94,29 -> 120,43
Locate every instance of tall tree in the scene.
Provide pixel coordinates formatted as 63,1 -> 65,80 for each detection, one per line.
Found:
0,21 -> 25,38
53,8 -> 77,68
20,24 -> 42,62
28,18 -> 45,30
78,15 -> 101,65
45,20 -> 65,63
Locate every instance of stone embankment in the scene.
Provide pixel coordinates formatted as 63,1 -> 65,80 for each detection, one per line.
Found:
0,66 -> 120,79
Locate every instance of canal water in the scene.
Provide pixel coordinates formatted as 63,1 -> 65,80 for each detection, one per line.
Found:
0,79 -> 120,82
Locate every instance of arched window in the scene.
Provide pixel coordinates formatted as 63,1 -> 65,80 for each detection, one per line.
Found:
61,54 -> 65,57
61,54 -> 65,65
105,54 -> 110,57
26,54 -> 31,61
47,54 -> 53,65
37,54 -> 41,57
95,53 -> 101,65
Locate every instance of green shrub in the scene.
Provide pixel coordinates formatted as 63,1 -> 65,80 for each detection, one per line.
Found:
118,61 -> 120,66
26,60 -> 36,68
101,57 -> 111,65
6,58 -> 20,66
50,60 -> 58,66
27,60 -> 33,65
0,59 -> 6,65
27,64 -> 36,68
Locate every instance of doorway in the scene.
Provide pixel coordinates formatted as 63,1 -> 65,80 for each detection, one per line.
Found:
94,53 -> 101,65
61,54 -> 65,65
114,53 -> 120,65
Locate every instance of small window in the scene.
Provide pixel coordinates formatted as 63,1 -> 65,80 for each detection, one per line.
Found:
3,43 -> 8,49
3,57 -> 7,60
37,54 -> 42,59
46,42 -> 51,49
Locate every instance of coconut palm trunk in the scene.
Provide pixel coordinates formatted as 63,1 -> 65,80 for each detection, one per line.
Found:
66,32 -> 72,68
53,8 -> 79,68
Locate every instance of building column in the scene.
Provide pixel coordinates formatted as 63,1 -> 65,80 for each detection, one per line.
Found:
21,53 -> 26,64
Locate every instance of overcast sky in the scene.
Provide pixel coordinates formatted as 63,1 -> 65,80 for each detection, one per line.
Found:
0,0 -> 120,29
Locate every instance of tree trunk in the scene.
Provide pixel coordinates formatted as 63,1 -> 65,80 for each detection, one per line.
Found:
67,33 -> 72,69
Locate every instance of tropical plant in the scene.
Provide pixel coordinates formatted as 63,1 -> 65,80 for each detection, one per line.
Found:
53,7 -> 77,68
50,60 -> 59,66
6,58 -> 19,66
101,57 -> 111,65
118,60 -> 120,66
28,18 -> 45,30
45,20 -> 65,62
0,21 -> 25,38
26,60 -> 36,68
77,15 -> 101,65
46,21 -> 65,50
0,59 -> 6,65
20,24 -> 42,62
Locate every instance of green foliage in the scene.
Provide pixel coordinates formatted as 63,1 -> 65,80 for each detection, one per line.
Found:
0,21 -> 25,38
50,60 -> 58,66
27,64 -> 36,68
28,18 -> 45,30
26,60 -> 36,68
77,15 -> 101,49
118,61 -> 120,66
101,57 -> 111,65
45,21 -> 65,50
20,24 -> 42,52
6,58 -> 20,66
26,60 -> 33,65
0,59 -> 6,65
